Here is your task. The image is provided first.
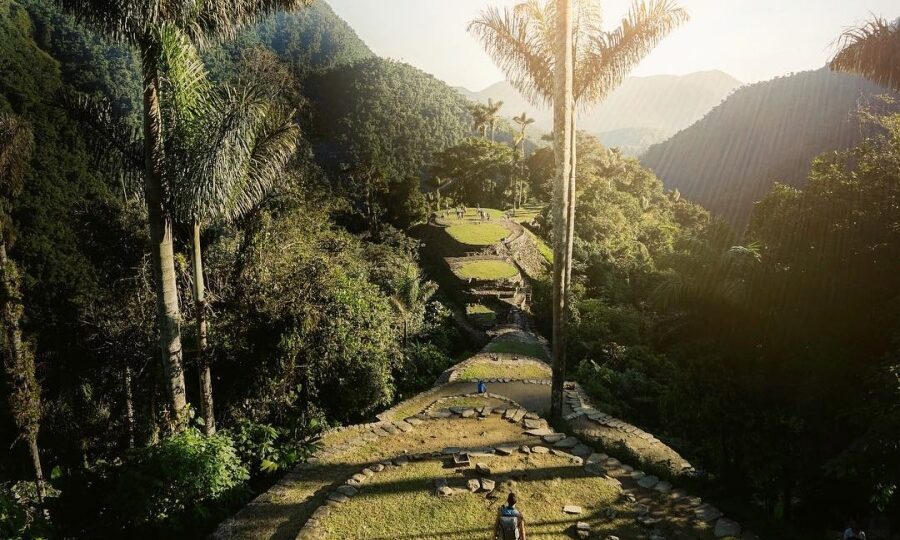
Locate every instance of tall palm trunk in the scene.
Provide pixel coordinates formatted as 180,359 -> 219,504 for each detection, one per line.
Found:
141,49 -> 188,425
550,0 -> 574,421
191,220 -> 215,435
0,239 -> 46,502
564,113 -> 577,291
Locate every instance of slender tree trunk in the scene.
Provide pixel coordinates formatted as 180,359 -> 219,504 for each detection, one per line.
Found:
0,239 -> 46,502
564,113 -> 577,291
123,361 -> 135,448
191,221 -> 215,435
141,48 -> 188,425
550,0 -> 574,422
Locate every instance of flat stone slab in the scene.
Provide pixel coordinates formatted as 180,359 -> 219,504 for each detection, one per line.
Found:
479,407 -> 493,417
563,505 -> 583,514
495,445 -> 516,456
571,444 -> 593,458
382,424 -> 400,435
475,463 -> 492,476
524,428 -> 554,437
460,409 -> 476,418
392,456 -> 409,466
696,503 -> 723,522
467,479 -> 481,492
335,485 -> 358,497
442,447 -> 462,455
429,410 -> 452,419
653,481 -> 672,493
542,433 -> 567,443
404,417 -> 423,426
394,420 -> 414,432
531,445 -> 550,454
553,437 -> 581,449
480,478 -> 496,492
327,492 -> 350,503
523,419 -> 544,430
637,475 -> 659,489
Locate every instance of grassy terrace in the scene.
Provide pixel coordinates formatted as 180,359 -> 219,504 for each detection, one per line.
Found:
466,303 -> 497,325
318,451 -> 631,540
455,362 -> 550,381
445,222 -> 510,246
485,340 -> 549,361
455,260 -> 518,280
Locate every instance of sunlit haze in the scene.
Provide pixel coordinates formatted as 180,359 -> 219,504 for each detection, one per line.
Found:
329,0 -> 898,90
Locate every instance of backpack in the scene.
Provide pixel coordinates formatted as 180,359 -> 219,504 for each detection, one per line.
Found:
498,506 -> 521,540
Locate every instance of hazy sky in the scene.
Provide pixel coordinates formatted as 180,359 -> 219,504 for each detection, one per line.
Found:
327,0 -> 898,91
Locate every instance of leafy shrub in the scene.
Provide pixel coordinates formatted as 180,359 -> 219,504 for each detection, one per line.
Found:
1,482 -> 52,540
54,429 -> 249,538
228,418 -> 321,475
394,341 -> 454,399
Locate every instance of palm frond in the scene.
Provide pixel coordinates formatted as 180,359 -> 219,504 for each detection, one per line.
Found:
577,0 -> 688,103
469,5 -> 554,107
158,23 -> 211,127
830,17 -> 900,92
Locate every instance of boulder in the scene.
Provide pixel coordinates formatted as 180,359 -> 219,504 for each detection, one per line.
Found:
335,485 -> 358,497
467,479 -> 481,492
714,518 -> 741,538
475,463 -> 492,476
480,478 -> 496,492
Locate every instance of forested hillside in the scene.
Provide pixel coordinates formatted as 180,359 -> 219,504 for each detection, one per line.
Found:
641,67 -> 899,225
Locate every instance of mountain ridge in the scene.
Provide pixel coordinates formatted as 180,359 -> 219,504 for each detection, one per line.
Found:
640,66 -> 899,227
456,70 -> 741,155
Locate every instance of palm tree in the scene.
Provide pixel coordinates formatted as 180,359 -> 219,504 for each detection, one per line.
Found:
0,113 -> 45,501
468,103 -> 489,137
166,42 -> 300,435
470,0 -> 687,418
389,268 -> 438,349
830,17 -> 900,91
512,112 -> 535,209
52,0 -> 311,424
485,98 -> 505,141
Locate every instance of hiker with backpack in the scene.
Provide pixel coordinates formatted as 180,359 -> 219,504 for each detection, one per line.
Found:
494,492 -> 526,540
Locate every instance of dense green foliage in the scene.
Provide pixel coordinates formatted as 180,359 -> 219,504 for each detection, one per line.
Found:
431,137 -> 516,206
0,0 -> 466,536
642,67 -> 899,225
536,126 -> 900,536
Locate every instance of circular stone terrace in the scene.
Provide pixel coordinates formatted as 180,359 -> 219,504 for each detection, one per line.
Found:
214,331 -> 753,540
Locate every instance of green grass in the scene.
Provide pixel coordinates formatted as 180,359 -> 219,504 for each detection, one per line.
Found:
455,260 -> 518,280
433,396 -> 512,410
484,340 -> 549,361
510,204 -> 545,223
466,304 -> 497,326
456,362 -> 551,381
445,223 -> 510,246
317,452 -> 634,540
527,230 -> 553,264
